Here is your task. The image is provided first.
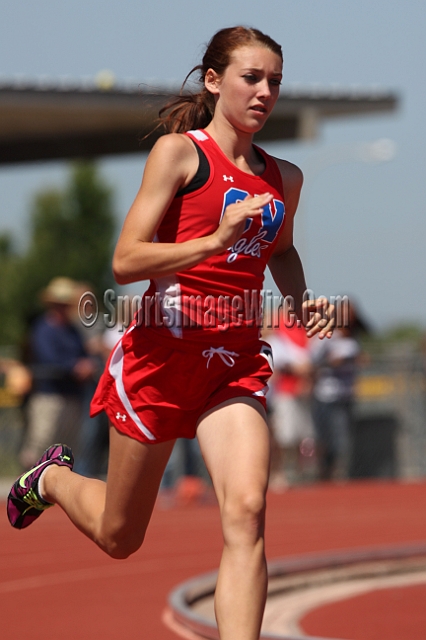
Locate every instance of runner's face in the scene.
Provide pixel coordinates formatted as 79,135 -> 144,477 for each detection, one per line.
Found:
211,45 -> 283,133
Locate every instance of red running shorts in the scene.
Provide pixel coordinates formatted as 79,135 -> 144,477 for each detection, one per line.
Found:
90,325 -> 273,444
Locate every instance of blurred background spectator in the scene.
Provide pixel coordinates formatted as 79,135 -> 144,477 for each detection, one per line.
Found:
310,300 -> 369,481
267,322 -> 315,489
72,282 -> 110,478
161,438 -> 209,506
18,277 -> 96,470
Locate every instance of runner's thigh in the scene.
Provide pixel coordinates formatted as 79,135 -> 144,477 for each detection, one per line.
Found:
196,398 -> 270,508
103,426 -> 175,536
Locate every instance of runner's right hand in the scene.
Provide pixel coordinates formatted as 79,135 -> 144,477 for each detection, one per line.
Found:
212,193 -> 273,251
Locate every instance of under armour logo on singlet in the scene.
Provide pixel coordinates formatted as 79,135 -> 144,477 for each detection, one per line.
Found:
223,175 -> 234,182
116,412 -> 127,422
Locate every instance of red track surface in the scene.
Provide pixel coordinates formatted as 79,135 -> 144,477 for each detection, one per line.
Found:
2,480 -> 426,640
301,584 -> 426,640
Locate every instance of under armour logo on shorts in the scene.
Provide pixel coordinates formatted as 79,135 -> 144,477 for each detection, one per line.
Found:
116,412 -> 127,422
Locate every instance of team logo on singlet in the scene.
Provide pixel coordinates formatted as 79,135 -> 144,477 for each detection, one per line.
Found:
220,188 -> 285,263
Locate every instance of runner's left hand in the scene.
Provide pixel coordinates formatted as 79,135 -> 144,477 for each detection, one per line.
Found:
302,297 -> 335,339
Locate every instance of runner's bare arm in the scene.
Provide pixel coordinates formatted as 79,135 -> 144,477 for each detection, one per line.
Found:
268,160 -> 306,314
268,160 -> 334,338
113,134 -> 271,284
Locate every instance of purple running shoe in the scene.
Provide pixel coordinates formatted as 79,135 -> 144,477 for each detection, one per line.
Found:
7,444 -> 74,529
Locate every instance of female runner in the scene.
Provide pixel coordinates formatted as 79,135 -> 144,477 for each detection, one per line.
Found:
8,26 -> 334,640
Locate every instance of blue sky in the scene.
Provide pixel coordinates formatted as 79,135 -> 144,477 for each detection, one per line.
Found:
1,0 -> 425,331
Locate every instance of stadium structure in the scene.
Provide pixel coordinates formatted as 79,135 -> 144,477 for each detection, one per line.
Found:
0,76 -> 398,164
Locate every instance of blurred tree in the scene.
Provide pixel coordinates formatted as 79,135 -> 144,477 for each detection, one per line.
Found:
0,233 -> 13,257
0,233 -> 24,346
383,324 -> 424,344
0,162 -> 116,347
361,322 -> 425,358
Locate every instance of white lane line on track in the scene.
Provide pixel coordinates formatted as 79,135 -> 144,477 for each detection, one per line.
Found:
0,551 -> 217,594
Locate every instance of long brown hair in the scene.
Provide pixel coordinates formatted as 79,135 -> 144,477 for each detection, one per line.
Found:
157,26 -> 282,134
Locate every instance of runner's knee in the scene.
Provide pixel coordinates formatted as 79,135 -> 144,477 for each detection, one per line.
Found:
98,522 -> 146,559
221,490 -> 266,547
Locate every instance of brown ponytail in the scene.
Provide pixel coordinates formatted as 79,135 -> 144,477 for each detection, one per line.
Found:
158,70 -> 215,133
156,26 -> 282,134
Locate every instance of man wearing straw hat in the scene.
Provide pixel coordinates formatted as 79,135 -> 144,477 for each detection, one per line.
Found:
19,277 -> 96,470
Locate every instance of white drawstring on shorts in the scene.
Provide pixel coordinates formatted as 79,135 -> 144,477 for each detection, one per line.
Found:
202,346 -> 239,368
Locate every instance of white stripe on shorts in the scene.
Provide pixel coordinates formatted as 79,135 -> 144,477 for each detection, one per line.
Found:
253,385 -> 269,397
109,332 -> 156,441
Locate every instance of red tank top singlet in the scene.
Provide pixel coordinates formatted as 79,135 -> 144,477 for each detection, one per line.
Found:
140,129 -> 286,344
